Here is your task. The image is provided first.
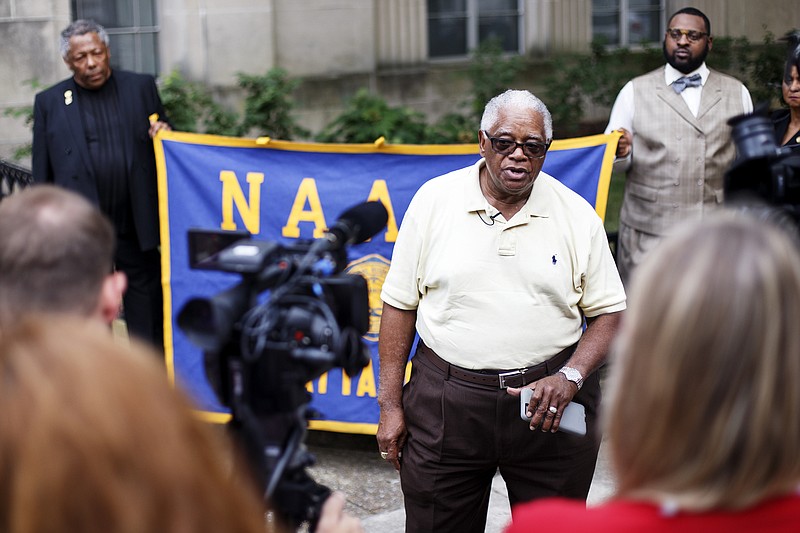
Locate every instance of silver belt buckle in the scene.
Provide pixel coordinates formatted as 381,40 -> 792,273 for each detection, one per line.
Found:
498,368 -> 527,389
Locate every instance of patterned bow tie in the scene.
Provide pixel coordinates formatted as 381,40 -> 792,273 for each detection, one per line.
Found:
672,73 -> 702,94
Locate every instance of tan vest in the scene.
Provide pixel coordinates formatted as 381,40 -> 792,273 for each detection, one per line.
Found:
620,68 -> 745,235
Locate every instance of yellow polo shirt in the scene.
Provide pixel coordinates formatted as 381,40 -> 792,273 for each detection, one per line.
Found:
381,159 -> 626,369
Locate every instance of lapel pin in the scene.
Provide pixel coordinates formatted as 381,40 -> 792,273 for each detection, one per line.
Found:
64,90 -> 73,105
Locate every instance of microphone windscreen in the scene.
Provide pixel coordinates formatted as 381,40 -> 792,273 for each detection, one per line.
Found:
336,201 -> 389,244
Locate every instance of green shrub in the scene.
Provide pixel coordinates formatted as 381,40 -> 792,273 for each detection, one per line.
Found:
541,31 -> 792,136
238,68 -> 309,140
428,113 -> 478,144
423,39 -> 525,142
542,42 -> 663,137
159,70 -> 204,132
316,89 -> 429,144
711,31 -> 787,107
159,70 -> 241,136
467,39 -> 524,121
3,79 -> 42,161
161,68 -> 308,139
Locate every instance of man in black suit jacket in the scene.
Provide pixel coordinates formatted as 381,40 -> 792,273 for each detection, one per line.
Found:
32,19 -> 171,349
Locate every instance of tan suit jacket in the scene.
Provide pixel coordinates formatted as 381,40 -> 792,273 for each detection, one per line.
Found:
619,68 -> 746,236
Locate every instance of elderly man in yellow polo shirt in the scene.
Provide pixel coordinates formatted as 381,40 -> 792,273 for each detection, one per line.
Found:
376,89 -> 626,533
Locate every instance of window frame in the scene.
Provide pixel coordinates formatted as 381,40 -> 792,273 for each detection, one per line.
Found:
592,0 -> 665,48
71,0 -> 160,74
428,0 -> 524,60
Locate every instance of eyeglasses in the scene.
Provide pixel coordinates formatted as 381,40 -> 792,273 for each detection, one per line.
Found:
483,132 -> 551,159
666,28 -> 708,43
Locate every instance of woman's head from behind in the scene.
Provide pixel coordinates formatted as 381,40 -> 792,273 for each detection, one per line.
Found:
608,213 -> 800,510
0,317 -> 266,533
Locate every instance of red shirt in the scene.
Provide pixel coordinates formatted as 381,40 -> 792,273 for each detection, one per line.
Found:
506,495 -> 800,533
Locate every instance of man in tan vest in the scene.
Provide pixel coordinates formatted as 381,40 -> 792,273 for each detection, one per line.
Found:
605,6 -> 752,284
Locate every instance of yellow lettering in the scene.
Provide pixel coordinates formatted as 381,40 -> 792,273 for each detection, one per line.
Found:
404,360 -> 413,384
317,372 -> 328,394
366,180 -> 399,242
355,359 -> 376,397
282,178 -> 327,238
341,370 -> 352,396
219,171 -> 264,234
307,372 -> 329,394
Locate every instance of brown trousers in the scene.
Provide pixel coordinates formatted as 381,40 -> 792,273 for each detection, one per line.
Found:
400,345 -> 602,533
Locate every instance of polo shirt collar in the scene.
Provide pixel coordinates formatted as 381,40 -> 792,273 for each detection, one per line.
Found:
464,158 -> 550,221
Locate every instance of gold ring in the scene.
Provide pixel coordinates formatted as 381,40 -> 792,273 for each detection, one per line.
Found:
380,451 -> 388,460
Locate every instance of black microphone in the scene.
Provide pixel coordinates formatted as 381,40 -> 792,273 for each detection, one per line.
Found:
323,201 -> 389,249
479,211 -> 503,226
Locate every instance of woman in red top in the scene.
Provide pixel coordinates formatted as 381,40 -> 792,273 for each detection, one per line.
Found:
507,213 -> 800,532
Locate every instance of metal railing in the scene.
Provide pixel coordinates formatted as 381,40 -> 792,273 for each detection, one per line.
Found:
0,159 -> 33,200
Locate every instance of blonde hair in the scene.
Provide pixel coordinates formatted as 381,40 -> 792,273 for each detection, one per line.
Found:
607,212 -> 800,510
0,317 -> 267,533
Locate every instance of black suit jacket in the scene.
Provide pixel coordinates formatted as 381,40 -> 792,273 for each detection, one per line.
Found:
772,108 -> 800,148
32,70 -> 166,251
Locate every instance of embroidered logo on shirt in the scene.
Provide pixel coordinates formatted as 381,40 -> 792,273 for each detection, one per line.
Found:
64,90 -> 73,105
552,255 -> 558,265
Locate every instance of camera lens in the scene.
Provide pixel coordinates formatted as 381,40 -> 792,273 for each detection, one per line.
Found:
729,113 -> 780,161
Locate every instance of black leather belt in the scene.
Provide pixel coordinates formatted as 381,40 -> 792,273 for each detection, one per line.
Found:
416,341 -> 577,389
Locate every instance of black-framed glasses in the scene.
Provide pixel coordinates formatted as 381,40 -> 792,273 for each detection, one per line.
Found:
666,28 -> 708,43
483,131 -> 551,159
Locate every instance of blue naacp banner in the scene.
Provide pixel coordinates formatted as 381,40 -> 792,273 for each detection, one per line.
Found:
154,131 -> 620,434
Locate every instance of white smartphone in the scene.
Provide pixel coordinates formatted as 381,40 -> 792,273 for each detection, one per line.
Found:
520,387 -> 587,436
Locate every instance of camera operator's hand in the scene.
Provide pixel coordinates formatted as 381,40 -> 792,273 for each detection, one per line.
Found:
314,492 -> 364,533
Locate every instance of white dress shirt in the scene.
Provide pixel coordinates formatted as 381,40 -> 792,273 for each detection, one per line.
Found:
605,63 -> 754,169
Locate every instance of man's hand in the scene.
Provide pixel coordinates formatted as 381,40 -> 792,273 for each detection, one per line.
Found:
508,312 -> 622,432
615,127 -> 632,158
376,303 -> 416,472
148,113 -> 172,138
507,374 -> 578,433
148,120 -> 171,138
376,405 -> 406,472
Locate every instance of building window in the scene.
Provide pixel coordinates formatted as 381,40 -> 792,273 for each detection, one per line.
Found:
593,0 -> 663,46
428,0 -> 522,59
71,0 -> 159,75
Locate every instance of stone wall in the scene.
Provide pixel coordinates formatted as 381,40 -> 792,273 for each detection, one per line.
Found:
2,0 -> 798,164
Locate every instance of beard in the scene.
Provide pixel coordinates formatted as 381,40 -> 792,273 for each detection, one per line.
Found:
663,40 -> 709,74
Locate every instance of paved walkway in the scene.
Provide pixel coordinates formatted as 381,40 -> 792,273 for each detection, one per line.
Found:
307,431 -> 616,533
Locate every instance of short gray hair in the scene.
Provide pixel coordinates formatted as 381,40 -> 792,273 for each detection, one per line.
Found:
0,186 -> 115,325
60,19 -> 110,59
480,89 -> 553,141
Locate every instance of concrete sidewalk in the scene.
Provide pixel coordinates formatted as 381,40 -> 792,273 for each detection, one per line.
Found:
307,431 -> 616,533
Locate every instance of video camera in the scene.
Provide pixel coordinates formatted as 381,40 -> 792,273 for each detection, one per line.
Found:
177,201 -> 388,531
725,108 -> 800,227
